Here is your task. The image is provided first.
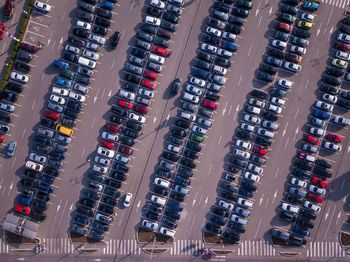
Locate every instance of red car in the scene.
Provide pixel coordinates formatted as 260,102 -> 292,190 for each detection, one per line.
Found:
252,145 -> 267,156
14,204 -> 30,215
326,133 -> 343,143
311,177 -> 329,188
100,139 -> 114,150
119,145 -> 133,155
278,22 -> 293,33
0,134 -> 5,143
335,41 -> 350,52
4,0 -> 14,20
105,123 -> 121,133
44,109 -> 60,120
303,134 -> 320,145
141,79 -> 157,90
151,45 -> 172,57
118,99 -> 133,109
307,193 -> 324,204
202,99 -> 218,110
133,104 -> 148,115
143,70 -> 157,81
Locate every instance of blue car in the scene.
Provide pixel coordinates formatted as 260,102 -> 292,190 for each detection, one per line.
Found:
302,1 -> 319,11
292,224 -> 310,237
220,41 -> 238,52
191,68 -> 209,79
312,109 -> 331,120
41,175 -> 55,185
55,77 -> 71,88
36,184 -> 54,194
18,195 -> 32,206
35,201 -> 48,212
167,202 -> 184,212
53,59 -> 69,70
100,0 -> 114,10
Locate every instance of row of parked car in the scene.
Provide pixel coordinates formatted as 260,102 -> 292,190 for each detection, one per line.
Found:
138,0 -> 252,241
71,0 -> 185,241
203,0 -> 320,245
272,12 -> 350,246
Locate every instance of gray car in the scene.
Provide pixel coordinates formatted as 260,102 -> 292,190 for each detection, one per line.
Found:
197,117 -> 212,128
128,55 -> 144,66
146,61 -> 162,73
136,39 -> 151,50
47,101 -> 63,113
137,31 -> 154,42
125,63 -> 142,75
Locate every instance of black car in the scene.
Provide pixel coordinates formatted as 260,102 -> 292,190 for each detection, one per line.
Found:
228,16 -> 245,26
241,181 -> 257,192
257,71 -> 273,82
292,168 -> 311,179
162,151 -> 180,162
23,170 -> 40,179
313,166 -> 332,178
44,166 -> 59,177
175,119 -> 190,129
68,36 -> 86,47
162,218 -> 177,229
337,99 -> 350,109
297,217 -> 314,229
266,47 -> 285,58
205,92 -> 220,101
225,24 -> 241,34
231,7 -> 249,18
103,187 -> 120,199
215,56 -> 231,68
79,198 -> 97,209
105,179 -> 122,189
98,204 -> 114,215
120,136 -> 135,147
145,211 -> 160,221
285,194 -> 303,205
153,37 -> 170,48
315,159 -> 332,169
109,115 -> 123,124
197,51 -> 215,63
174,176 -> 191,187
186,141 -> 201,152
122,128 -> 139,138
40,118 -> 56,129
213,2 -> 230,12
20,178 -> 39,188
210,215 -> 226,226
299,209 -> 317,220
64,108 -> 78,119
322,74 -> 341,86
220,191 -> 236,201
294,159 -> 312,171
170,77 -> 182,95
255,136 -> 272,147
250,154 -> 266,166
163,12 -> 179,24
279,211 -> 296,222
183,150 -> 198,160
211,206 -> 228,217
153,186 -> 169,197
320,83 -> 339,95
160,20 -> 176,32
229,157 -> 248,168
101,195 -> 117,206
181,159 -> 196,169
165,209 -> 181,221
95,16 -> 110,28
146,6 -> 163,17
262,111 -> 278,121
288,234 -> 306,247
49,150 -> 65,160
156,169 -> 173,179
14,61 -> 30,73
280,4 -> 298,15
126,120 -> 142,131
203,33 -> 220,45
205,223 -> 222,235
17,50 -> 32,62
89,172 -> 106,183
34,135 -> 52,146
259,63 -> 278,74
7,82 -> 23,93
326,66 -> 344,77
0,91 -> 18,103
141,24 -> 158,35
250,89 -> 268,100
293,28 -> 311,38
222,231 -> 240,242
131,48 -> 147,59
96,8 -> 112,19
225,164 -> 239,174
76,206 -> 94,217
111,31 -> 120,48
145,202 -> 163,214
124,73 -> 140,84
64,52 -> 79,63
72,28 -> 89,39
67,100 -> 82,111
228,223 -> 246,234
178,167 -> 193,178
171,128 -> 188,138
93,25 -> 107,36
167,135 -> 184,146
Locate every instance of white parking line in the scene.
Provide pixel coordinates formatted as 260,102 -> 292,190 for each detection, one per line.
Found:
26,30 -> 45,38
29,20 -> 48,28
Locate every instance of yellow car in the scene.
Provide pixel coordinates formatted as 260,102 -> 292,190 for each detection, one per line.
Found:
332,58 -> 348,69
297,20 -> 313,30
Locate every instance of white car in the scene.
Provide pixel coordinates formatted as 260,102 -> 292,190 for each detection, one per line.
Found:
101,132 -> 118,142
200,43 -> 217,54
118,89 -> 136,101
154,177 -> 171,188
159,227 -> 176,237
247,163 -> 263,174
52,87 -> 69,96
337,33 -> 350,44
237,197 -> 253,208
97,146 -> 115,158
64,44 -> 80,54
248,98 -> 265,108
145,16 -> 161,26
151,195 -> 166,206
276,79 -> 293,89
244,171 -> 260,182
243,114 -> 261,125
29,153 -> 47,164
49,94 -> 66,105
76,20 -> 92,30
290,177 -> 307,188
240,123 -> 255,132
166,144 -> 182,154
232,149 -> 250,159
213,65 -> 227,75
0,102 -> 15,112
149,53 -> 165,64
235,139 -> 252,150
69,92 -> 86,102
34,1 -> 52,12
83,49 -> 99,61
308,185 -> 326,196
324,141 -> 342,151
280,202 -> 299,214
230,214 -> 247,225
129,113 -> 146,123
271,97 -> 286,106
309,127 -> 325,137
94,155 -> 111,166
222,32 -> 237,42
92,164 -> 108,174
192,125 -> 207,135
336,50 -> 350,61
169,0 -> 184,6
11,72 -> 29,83
25,160 -> 43,172
333,116 -> 350,126
315,100 -> 333,112
189,76 -> 206,87
304,201 -> 321,213
261,120 -> 279,130
124,193 -> 133,207
150,0 -> 165,9
185,84 -> 203,96
182,92 -> 200,104
218,200 -> 233,210
115,153 -> 129,164
206,26 -> 222,37
283,61 -> 302,72
321,94 -> 337,104
301,13 -> 314,22
290,45 -> 306,55
89,34 -> 106,45
138,88 -> 155,98
267,104 -> 282,114
174,185 -> 190,195
141,219 -> 159,231
271,39 -> 287,49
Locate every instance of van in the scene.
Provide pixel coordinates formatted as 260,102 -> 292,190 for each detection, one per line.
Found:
56,124 -> 74,137
78,57 -> 96,69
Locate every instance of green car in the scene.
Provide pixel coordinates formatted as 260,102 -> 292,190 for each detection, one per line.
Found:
60,69 -> 75,80
190,134 -> 204,143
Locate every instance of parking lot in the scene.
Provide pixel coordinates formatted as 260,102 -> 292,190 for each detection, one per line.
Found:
0,0 -> 349,261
